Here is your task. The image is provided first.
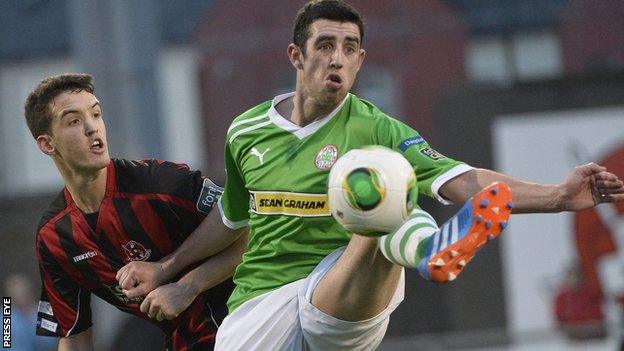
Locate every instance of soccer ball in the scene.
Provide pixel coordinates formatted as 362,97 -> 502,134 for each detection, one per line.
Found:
327,146 -> 418,236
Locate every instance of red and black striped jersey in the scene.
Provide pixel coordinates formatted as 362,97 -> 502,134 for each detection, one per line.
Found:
35,159 -> 233,351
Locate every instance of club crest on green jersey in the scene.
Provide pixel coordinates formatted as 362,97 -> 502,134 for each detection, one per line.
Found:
315,144 -> 339,170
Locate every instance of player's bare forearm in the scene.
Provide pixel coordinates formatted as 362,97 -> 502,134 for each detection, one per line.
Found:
178,231 -> 247,296
161,208 -> 244,279
441,165 -> 624,214
140,232 -> 247,321
441,168 -> 562,213
58,329 -> 94,351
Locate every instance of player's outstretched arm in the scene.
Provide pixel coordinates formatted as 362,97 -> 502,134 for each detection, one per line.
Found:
139,232 -> 247,321
440,163 -> 624,213
58,329 -> 94,351
116,208 -> 244,297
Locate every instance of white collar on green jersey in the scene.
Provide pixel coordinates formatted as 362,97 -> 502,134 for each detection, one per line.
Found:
268,92 -> 350,139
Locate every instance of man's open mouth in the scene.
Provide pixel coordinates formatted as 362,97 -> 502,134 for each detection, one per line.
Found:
91,139 -> 104,150
327,74 -> 342,84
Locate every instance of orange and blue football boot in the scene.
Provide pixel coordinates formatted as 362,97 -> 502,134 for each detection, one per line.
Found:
416,182 -> 513,283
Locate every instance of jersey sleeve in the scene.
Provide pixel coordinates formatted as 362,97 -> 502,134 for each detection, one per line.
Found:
374,116 -> 473,204
137,159 -> 223,214
35,236 -> 92,337
218,141 -> 250,229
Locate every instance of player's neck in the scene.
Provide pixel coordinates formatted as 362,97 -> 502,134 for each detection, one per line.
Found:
285,90 -> 339,127
56,161 -> 108,213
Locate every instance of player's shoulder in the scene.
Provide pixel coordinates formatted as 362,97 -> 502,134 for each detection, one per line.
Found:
36,190 -> 70,237
233,99 -> 272,121
347,94 -> 418,139
113,158 -> 190,177
114,158 -> 162,189
112,158 -> 198,195
227,100 -> 272,135
348,94 -> 394,122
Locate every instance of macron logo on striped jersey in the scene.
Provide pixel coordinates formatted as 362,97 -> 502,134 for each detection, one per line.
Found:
73,251 -> 98,263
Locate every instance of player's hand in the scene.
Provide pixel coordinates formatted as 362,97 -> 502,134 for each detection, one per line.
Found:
559,163 -> 624,211
116,261 -> 167,298
140,282 -> 197,321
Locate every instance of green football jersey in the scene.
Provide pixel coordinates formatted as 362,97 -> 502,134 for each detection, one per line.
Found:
219,92 -> 472,312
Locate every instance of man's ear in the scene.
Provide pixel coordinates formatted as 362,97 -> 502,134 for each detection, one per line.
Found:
287,44 -> 304,70
37,134 -> 56,155
355,48 -> 366,73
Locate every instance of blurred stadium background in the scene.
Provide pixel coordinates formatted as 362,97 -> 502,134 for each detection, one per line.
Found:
1,0 -> 623,350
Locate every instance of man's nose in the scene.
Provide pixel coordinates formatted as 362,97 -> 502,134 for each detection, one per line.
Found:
84,117 -> 98,135
330,49 -> 344,69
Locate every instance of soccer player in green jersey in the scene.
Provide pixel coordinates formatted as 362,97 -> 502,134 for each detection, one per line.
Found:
117,1 -> 624,349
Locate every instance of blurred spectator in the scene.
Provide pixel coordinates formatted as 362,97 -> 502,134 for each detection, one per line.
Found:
4,273 -> 56,351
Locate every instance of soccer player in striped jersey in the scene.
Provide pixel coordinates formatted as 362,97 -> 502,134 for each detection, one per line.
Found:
120,1 -> 624,350
24,73 -> 245,351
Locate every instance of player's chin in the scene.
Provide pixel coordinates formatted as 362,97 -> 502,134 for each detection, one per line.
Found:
85,155 -> 110,170
322,88 -> 347,104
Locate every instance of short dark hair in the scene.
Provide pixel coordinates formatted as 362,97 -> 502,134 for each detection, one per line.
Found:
293,0 -> 364,55
24,73 -> 94,139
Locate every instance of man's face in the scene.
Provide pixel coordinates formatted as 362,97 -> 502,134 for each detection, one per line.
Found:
298,19 -> 365,106
42,90 -> 110,173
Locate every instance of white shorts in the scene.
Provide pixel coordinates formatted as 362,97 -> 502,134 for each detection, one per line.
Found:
215,247 -> 405,350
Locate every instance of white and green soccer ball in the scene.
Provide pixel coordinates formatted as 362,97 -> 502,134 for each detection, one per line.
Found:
327,146 -> 418,237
